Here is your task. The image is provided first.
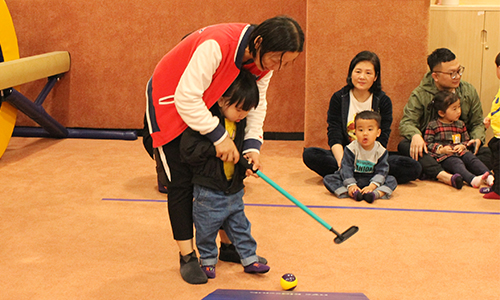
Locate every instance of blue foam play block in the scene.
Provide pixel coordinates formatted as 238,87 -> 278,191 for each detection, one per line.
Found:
203,289 -> 369,300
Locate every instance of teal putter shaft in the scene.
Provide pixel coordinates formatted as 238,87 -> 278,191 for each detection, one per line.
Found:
240,159 -> 358,244
255,170 -> 332,229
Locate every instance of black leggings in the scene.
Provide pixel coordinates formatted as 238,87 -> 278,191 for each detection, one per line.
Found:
155,136 -> 194,241
489,137 -> 499,194
440,152 -> 489,184
398,139 -> 493,179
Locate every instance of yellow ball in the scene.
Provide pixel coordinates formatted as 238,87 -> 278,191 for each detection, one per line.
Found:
280,273 -> 297,290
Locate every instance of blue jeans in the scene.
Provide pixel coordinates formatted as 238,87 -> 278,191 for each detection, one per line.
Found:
193,185 -> 258,267
323,172 -> 397,199
303,147 -> 421,184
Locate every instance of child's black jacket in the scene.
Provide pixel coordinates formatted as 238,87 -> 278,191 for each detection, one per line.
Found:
180,105 -> 247,195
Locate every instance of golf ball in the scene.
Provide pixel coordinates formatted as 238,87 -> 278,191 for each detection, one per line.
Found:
280,273 -> 297,290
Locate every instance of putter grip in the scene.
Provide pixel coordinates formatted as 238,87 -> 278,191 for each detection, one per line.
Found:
238,158 -> 257,173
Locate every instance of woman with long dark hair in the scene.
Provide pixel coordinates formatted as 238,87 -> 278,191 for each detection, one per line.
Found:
144,16 -> 304,284
303,51 -> 421,184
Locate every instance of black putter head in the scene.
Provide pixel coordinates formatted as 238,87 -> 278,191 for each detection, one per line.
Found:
333,226 -> 359,244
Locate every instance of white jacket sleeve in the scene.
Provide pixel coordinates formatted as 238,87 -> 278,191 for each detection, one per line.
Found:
243,71 -> 273,153
174,40 -> 225,141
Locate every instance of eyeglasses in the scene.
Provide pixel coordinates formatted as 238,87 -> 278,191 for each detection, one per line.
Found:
433,66 -> 465,79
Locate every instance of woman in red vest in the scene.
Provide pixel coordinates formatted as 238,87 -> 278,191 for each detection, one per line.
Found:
144,15 -> 304,284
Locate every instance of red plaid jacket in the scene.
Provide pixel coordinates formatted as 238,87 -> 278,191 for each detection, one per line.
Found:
424,119 -> 470,162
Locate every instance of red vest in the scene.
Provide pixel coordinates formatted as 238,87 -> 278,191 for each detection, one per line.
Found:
150,23 -> 268,147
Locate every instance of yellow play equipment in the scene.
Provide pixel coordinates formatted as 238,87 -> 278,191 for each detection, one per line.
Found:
0,0 -> 19,158
0,0 -> 71,158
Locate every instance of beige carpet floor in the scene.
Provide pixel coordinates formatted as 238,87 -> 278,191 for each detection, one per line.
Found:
1,137 -> 499,300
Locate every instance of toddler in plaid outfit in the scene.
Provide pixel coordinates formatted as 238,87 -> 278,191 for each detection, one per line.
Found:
424,91 -> 493,189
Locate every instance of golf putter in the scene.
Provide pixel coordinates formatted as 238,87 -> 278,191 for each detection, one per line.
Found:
239,158 -> 358,244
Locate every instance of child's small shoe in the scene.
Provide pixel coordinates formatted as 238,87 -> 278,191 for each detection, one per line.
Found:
244,262 -> 270,274
201,265 -> 216,279
483,191 -> 500,199
352,190 -> 363,201
363,192 -> 378,204
451,174 -> 463,189
480,186 -> 492,194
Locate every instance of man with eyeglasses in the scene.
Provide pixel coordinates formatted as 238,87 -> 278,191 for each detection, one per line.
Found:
398,48 -> 491,189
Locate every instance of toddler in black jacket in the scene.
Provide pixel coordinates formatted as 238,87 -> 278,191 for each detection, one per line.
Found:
180,69 -> 270,279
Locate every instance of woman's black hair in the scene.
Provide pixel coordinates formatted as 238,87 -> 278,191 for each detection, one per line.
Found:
430,90 -> 459,114
346,51 -> 382,94
222,68 -> 259,111
248,15 -> 304,70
